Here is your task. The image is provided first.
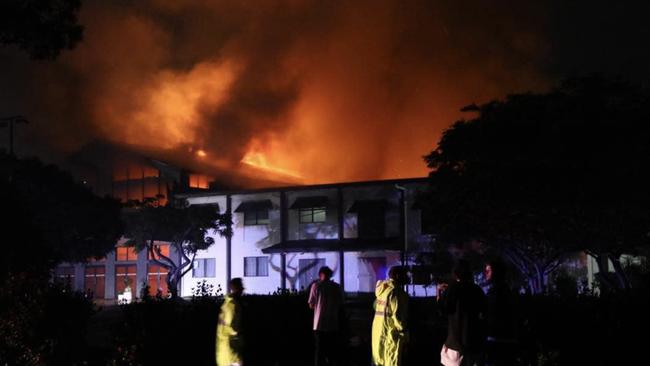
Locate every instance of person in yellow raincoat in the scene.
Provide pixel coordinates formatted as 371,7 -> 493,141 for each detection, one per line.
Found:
372,266 -> 409,366
216,278 -> 244,366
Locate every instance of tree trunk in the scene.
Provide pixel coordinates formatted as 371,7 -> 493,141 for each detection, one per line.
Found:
166,267 -> 181,299
590,252 -> 630,292
608,254 -> 631,291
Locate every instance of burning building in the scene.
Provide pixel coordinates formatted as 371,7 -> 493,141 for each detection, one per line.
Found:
54,176 -> 439,302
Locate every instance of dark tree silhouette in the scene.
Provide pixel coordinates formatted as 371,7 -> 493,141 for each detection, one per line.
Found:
1,152 -> 123,278
123,199 -> 232,299
0,0 -> 83,59
422,76 -> 650,293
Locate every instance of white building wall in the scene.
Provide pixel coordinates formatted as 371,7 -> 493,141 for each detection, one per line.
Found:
231,192 -> 282,294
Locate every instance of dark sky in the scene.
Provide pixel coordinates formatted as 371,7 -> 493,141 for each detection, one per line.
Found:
1,0 -> 649,183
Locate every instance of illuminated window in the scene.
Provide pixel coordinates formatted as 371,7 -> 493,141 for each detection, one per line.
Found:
55,266 -> 75,288
116,247 -> 138,261
192,258 -> 216,278
299,207 -> 326,223
244,210 -> 269,226
148,244 -> 170,261
189,174 -> 210,189
244,256 -> 269,277
116,265 -> 137,296
147,264 -> 168,296
84,266 -> 105,299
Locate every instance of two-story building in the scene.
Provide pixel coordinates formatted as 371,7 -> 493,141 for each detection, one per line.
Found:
55,177 -> 438,302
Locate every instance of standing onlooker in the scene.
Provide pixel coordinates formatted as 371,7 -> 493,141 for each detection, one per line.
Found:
371,266 -> 409,366
438,260 -> 486,366
484,260 -> 518,366
216,278 -> 245,366
308,266 -> 343,366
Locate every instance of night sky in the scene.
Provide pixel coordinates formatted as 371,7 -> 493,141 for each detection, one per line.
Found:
2,0 -> 650,184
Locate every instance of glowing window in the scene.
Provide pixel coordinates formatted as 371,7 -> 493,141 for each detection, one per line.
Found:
244,256 -> 269,277
189,174 -> 210,189
148,244 -> 170,261
299,207 -> 326,223
116,265 -> 137,296
84,266 -> 105,299
147,264 -> 169,296
116,247 -> 138,261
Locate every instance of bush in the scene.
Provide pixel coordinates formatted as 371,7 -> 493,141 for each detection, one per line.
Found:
0,275 -> 95,365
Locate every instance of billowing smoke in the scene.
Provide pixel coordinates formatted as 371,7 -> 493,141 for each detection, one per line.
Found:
2,0 -> 649,184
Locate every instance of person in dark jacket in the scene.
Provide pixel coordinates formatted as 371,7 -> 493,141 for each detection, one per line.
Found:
484,260 -> 518,366
438,259 -> 486,366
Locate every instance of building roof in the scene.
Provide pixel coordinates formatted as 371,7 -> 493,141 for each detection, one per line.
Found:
177,177 -> 428,198
234,199 -> 273,213
261,237 -> 402,253
289,196 -> 329,209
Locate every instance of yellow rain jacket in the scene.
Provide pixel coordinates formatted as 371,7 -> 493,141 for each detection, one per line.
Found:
371,279 -> 408,366
216,295 -> 243,366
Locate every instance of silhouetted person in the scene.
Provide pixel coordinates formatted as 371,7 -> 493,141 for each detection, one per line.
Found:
308,266 -> 343,366
484,260 -> 518,366
217,278 -> 245,366
438,260 -> 486,366
372,266 -> 409,366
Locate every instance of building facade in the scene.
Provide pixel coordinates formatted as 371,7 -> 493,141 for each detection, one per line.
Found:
55,177 -> 439,302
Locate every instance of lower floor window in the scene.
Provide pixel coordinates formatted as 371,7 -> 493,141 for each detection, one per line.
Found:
147,264 -> 169,296
56,266 -> 75,289
84,266 -> 105,299
116,265 -> 136,296
193,258 -> 216,278
244,256 -> 269,277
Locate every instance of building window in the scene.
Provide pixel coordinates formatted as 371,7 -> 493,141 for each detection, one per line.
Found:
192,258 -> 216,278
189,174 -> 211,189
299,207 -> 326,223
298,258 -> 325,290
116,265 -> 137,296
84,266 -> 105,299
116,247 -> 138,261
148,244 -> 170,261
358,210 -> 385,238
244,210 -> 270,226
244,256 -> 269,277
55,266 -> 75,289
147,264 -> 169,296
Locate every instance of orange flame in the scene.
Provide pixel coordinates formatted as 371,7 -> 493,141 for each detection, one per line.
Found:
241,150 -> 303,181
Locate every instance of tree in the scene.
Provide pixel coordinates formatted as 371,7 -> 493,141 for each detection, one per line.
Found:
0,0 -> 83,59
422,76 -> 650,293
1,152 -> 123,278
123,199 -> 232,299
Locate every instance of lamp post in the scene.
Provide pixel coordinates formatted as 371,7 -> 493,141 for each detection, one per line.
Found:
0,115 -> 29,155
395,184 -> 408,268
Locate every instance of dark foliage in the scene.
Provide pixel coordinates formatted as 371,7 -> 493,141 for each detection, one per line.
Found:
1,152 -> 123,277
0,0 -> 83,59
0,277 -> 95,365
422,76 -> 650,292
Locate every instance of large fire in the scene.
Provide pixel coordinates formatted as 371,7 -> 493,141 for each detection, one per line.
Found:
9,0 -> 550,186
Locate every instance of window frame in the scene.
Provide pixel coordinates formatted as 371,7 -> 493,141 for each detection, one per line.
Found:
243,209 -> 270,226
116,246 -> 138,262
192,258 -> 216,278
243,256 -> 269,277
299,207 -> 327,224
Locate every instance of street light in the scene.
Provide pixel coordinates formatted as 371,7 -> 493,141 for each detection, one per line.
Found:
395,184 -> 408,268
